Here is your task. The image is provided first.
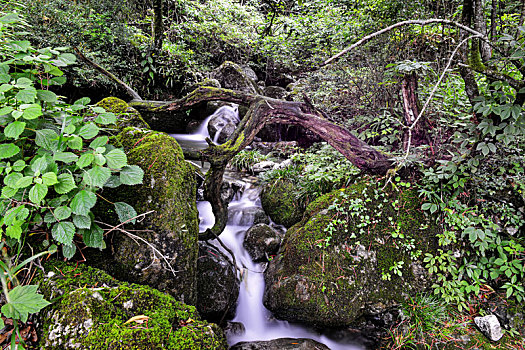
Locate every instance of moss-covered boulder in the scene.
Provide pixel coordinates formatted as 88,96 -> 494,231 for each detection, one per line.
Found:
260,180 -> 305,228
263,178 -> 439,327
94,127 -> 199,304
37,261 -> 227,350
96,97 -> 150,130
243,223 -> 282,262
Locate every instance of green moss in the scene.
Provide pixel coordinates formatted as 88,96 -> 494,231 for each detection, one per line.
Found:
261,179 -> 305,228
96,97 -> 151,130
39,261 -> 227,350
264,177 -> 440,327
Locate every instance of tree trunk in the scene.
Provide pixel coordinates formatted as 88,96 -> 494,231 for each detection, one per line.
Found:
153,0 -> 164,52
401,73 -> 427,150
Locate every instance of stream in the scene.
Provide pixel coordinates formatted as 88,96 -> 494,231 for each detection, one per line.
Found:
171,114 -> 364,350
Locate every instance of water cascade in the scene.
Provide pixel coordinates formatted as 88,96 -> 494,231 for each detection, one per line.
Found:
172,114 -> 364,350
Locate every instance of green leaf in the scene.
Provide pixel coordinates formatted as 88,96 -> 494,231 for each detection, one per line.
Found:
83,166 -> 111,188
73,214 -> 91,229
29,183 -> 48,204
70,190 -> 96,216
76,153 -> 94,169
1,285 -> 50,322
15,176 -> 33,188
68,136 -> 83,150
1,186 -> 18,198
12,159 -> 26,171
51,221 -> 75,245
0,106 -> 13,115
53,151 -> 78,164
42,172 -> 58,186
82,224 -> 104,248
54,206 -> 72,221
104,175 -> 121,188
4,121 -> 25,139
6,223 -> 22,240
4,172 -> 22,188
95,112 -> 117,125
22,104 -> 42,120
105,149 -> 127,169
0,143 -> 20,159
78,123 -> 99,139
62,244 -> 76,259
120,165 -> 144,185
89,136 -> 108,149
114,202 -> 137,224
16,89 -> 37,103
54,173 -> 76,194
37,90 -> 57,103
35,129 -> 58,150
31,156 -> 48,173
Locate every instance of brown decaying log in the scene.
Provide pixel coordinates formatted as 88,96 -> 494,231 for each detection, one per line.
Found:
133,87 -> 393,240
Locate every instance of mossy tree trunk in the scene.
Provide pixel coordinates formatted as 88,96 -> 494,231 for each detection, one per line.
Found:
132,87 -> 393,239
152,0 -> 164,52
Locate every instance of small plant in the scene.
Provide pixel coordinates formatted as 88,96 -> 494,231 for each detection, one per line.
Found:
229,149 -> 270,173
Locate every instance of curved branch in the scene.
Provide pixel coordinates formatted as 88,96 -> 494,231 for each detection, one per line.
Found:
322,19 -> 489,66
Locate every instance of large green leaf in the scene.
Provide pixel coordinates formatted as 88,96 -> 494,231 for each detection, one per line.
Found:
54,173 -> 76,194
51,221 -> 75,245
15,176 -> 33,189
89,136 -> 108,149
95,112 -> 116,125
35,129 -> 58,150
70,190 -> 96,216
73,214 -> 91,229
76,153 -> 94,168
68,136 -> 83,150
29,183 -> 48,204
42,172 -> 58,186
62,244 -> 77,259
54,206 -> 72,221
83,166 -> 111,188
22,104 -> 42,120
16,89 -> 37,103
31,156 -> 48,173
0,143 -> 20,159
1,285 -> 50,323
4,121 -> 25,139
37,90 -> 57,103
105,149 -> 127,169
53,151 -> 78,164
120,165 -> 144,185
4,172 -> 22,188
6,223 -> 22,239
82,224 -> 104,249
78,123 -> 99,139
114,202 -> 137,224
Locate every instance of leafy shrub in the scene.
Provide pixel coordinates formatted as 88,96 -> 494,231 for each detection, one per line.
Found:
229,149 -> 271,173
0,12 -> 144,258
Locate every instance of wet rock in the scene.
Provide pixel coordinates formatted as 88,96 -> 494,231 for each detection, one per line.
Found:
93,128 -> 199,304
252,141 -> 299,157
95,97 -> 150,130
229,206 -> 267,227
263,85 -> 288,99
244,224 -> 282,262
207,105 -> 240,144
251,160 -> 277,174
474,315 -> 503,341
220,179 -> 244,204
197,243 -> 240,323
263,179 -> 439,327
230,338 -> 330,350
211,61 -> 262,94
261,180 -> 305,228
37,260 -> 227,349
224,322 -> 245,337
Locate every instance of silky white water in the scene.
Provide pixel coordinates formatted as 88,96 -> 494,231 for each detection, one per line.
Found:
173,115 -> 365,349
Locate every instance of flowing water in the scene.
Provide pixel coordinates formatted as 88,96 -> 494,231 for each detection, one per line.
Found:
172,115 -> 365,350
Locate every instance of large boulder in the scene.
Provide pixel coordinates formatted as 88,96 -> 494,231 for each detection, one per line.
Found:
207,105 -> 240,144
95,97 -> 150,130
260,180 -> 304,228
37,261 -> 227,350
211,61 -> 263,95
94,127 -> 199,304
196,242 -> 240,323
263,178 -> 439,327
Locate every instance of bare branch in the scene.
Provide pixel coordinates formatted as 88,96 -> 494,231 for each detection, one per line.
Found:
323,19 -> 489,66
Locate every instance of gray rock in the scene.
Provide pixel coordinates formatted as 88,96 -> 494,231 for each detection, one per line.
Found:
207,105 -> 240,144
211,61 -> 262,94
263,85 -> 288,99
197,242 -> 240,323
243,224 -> 282,262
224,321 -> 245,337
230,338 -> 330,350
251,160 -> 277,173
474,315 -> 503,341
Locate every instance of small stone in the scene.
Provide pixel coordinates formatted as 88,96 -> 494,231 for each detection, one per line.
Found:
474,315 -> 503,341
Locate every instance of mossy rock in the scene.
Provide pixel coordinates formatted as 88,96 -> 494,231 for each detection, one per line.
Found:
263,178 -> 439,327
93,127 -> 199,304
260,180 -> 305,228
96,97 -> 150,130
37,260 -> 227,350
211,61 -> 263,95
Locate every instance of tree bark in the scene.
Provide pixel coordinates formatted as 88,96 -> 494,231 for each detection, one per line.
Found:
153,0 -> 164,52
401,73 -> 428,150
